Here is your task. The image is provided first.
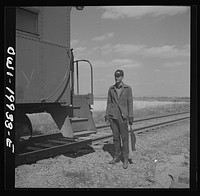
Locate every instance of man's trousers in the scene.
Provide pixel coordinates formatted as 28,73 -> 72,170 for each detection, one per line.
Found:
109,111 -> 129,158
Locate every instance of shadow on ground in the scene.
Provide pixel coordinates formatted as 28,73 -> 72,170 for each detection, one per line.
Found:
102,143 -> 133,164
60,143 -> 133,164
62,145 -> 95,158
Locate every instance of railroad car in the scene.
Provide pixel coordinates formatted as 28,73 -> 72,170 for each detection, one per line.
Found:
15,6 -> 96,152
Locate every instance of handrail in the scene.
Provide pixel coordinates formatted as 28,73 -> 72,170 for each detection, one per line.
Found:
73,59 -> 93,95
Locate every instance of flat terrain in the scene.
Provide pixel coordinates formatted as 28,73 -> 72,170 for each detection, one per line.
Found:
15,119 -> 190,188
15,101 -> 190,188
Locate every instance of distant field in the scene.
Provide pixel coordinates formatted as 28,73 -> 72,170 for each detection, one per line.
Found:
92,97 -> 190,112
92,100 -> 183,112
92,98 -> 190,125
94,96 -> 190,102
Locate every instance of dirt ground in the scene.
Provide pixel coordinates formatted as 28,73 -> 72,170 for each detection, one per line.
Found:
15,119 -> 190,189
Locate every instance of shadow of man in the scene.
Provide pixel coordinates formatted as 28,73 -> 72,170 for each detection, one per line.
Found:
103,143 -> 133,164
102,143 -> 115,158
103,143 -> 124,163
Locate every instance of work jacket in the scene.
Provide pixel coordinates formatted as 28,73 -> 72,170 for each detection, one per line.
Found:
105,82 -> 133,120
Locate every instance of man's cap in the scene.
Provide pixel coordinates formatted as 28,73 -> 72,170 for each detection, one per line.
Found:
114,69 -> 124,77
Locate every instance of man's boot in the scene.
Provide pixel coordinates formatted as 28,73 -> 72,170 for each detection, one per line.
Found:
123,156 -> 128,169
109,156 -> 120,164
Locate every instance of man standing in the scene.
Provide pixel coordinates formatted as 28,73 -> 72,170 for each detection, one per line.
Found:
105,69 -> 134,169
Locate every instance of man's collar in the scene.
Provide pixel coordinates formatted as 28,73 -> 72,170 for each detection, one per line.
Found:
115,82 -> 123,88
111,82 -> 128,89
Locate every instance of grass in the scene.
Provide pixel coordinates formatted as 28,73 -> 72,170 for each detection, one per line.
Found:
94,96 -> 190,102
93,101 -> 190,126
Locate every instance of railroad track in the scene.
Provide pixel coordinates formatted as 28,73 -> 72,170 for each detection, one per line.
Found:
15,112 -> 190,166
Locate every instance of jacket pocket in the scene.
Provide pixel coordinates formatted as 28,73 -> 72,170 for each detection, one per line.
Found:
119,106 -> 128,119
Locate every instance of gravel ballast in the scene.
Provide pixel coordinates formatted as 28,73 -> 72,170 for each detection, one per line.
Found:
15,119 -> 190,188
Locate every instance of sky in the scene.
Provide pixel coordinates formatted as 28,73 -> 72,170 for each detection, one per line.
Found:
70,6 -> 190,97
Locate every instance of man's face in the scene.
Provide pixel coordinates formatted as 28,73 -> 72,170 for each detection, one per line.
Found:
115,75 -> 123,84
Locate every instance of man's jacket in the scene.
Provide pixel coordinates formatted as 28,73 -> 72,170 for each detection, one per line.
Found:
105,82 -> 133,120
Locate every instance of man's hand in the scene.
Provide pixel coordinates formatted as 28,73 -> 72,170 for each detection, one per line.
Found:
129,117 -> 134,125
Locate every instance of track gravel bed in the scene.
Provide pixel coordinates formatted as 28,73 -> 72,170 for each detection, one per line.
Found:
15,119 -> 190,188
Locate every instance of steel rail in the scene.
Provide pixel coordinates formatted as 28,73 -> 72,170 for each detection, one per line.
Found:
96,111 -> 189,130
16,113 -> 189,166
15,138 -> 92,166
91,115 -> 190,145
28,111 -> 189,143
